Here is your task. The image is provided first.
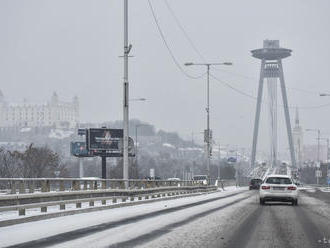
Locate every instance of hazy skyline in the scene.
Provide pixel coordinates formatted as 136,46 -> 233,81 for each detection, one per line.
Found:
1,0 -> 330,155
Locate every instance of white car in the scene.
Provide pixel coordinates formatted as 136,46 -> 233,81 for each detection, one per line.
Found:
167,178 -> 181,181
259,174 -> 298,206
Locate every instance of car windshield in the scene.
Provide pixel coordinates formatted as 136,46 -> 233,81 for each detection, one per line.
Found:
266,177 -> 292,185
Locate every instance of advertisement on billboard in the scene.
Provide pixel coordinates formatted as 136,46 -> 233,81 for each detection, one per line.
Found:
87,128 -> 123,151
85,128 -> 135,156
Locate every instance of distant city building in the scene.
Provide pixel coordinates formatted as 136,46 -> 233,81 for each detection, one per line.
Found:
0,91 -> 79,129
292,108 -> 303,167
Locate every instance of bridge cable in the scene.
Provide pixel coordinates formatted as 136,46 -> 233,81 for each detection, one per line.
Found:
147,0 -> 205,80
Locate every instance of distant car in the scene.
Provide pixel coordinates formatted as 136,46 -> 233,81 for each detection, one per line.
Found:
249,178 -> 262,190
144,176 -> 161,180
193,175 -> 208,185
259,175 -> 298,206
293,180 -> 303,186
167,178 -> 181,181
227,157 -> 237,163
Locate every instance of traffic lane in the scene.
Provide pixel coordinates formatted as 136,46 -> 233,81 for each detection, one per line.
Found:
225,192 -> 330,248
138,191 -> 330,248
300,188 -> 330,204
48,190 -> 253,248
136,191 -> 259,248
0,189 -> 247,247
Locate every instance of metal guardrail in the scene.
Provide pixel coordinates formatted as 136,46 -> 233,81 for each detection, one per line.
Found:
0,178 -> 193,194
0,178 -> 234,195
0,188 -> 215,217
0,178 -> 235,217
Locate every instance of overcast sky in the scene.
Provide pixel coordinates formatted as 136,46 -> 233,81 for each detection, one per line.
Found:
0,0 -> 329,156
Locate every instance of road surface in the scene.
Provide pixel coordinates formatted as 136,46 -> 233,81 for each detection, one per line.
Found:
1,187 -> 330,248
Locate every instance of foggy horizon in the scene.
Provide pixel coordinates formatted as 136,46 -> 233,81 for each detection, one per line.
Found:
1,0 -> 330,155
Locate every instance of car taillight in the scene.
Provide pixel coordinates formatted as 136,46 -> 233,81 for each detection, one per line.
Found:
287,186 -> 297,190
261,186 -> 270,190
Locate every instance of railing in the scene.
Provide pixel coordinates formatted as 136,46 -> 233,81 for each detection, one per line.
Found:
0,178 -> 214,195
0,178 -> 235,195
0,188 -> 215,220
0,178 -> 236,225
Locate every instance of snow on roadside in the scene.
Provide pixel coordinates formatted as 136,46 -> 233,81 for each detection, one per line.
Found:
300,193 -> 330,220
319,187 -> 330,193
0,187 -> 246,247
51,189 -> 250,248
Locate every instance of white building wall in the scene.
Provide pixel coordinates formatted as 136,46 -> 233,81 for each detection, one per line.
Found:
0,92 -> 79,129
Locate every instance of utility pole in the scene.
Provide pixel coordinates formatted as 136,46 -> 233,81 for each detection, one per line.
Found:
184,61 -> 232,181
317,129 -> 320,163
123,0 -> 131,188
79,158 -> 84,178
306,128 -> 321,184
317,129 -> 320,185
218,143 -> 221,179
327,138 -> 329,162
206,64 -> 210,180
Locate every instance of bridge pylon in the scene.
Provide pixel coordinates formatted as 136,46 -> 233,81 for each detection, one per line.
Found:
250,40 -> 296,169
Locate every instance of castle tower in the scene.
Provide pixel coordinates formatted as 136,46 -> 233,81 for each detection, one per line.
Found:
0,90 -> 4,102
250,40 -> 296,168
51,92 -> 59,106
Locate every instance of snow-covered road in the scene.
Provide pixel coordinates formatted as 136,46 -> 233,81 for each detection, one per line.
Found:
1,187 -> 330,248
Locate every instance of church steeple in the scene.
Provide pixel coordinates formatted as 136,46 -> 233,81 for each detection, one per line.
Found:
295,107 -> 299,127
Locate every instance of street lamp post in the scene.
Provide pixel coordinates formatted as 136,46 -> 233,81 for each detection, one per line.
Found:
218,143 -> 221,180
306,128 -> 321,184
320,93 -> 330,185
319,137 -> 329,186
184,62 -> 232,181
123,0 -> 134,188
319,138 -> 329,162
306,129 -> 321,163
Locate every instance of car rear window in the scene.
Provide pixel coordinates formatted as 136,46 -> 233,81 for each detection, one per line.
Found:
265,177 -> 292,184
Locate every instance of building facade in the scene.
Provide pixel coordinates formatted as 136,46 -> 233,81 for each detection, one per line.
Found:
0,91 -> 79,129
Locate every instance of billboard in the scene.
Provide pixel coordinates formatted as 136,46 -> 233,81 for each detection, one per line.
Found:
86,128 -> 135,156
87,128 -> 123,151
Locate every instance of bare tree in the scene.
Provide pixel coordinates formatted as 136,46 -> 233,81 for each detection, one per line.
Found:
0,144 -> 66,178
0,148 -> 21,178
